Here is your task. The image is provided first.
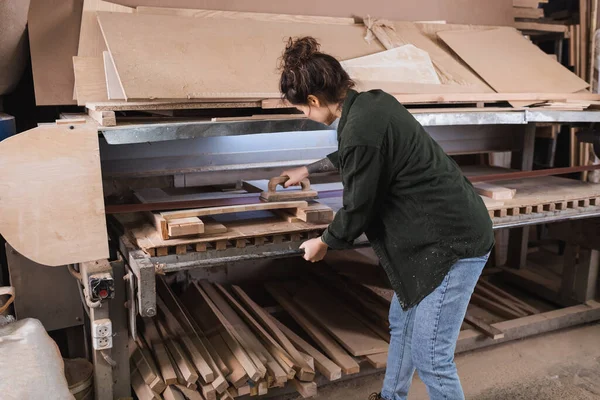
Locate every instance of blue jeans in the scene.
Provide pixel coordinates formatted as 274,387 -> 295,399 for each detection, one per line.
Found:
381,254 -> 489,400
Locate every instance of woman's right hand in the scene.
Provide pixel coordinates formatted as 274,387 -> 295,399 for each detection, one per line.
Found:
281,166 -> 309,187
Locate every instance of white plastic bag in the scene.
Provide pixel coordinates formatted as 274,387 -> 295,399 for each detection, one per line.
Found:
0,317 -> 74,400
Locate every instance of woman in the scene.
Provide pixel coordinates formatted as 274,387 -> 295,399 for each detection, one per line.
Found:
279,37 -> 494,400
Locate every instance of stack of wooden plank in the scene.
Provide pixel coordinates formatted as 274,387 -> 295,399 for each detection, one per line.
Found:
58,2 -> 600,126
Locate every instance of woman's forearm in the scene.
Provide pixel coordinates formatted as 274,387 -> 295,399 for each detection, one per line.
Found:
306,157 -> 337,174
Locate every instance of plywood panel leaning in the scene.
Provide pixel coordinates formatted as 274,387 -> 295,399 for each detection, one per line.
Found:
96,11 -> 384,100
0,124 -> 108,266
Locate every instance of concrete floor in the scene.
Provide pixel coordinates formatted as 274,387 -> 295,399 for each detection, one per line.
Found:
293,322 -> 600,400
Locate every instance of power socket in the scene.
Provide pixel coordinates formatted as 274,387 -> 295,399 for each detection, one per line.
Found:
93,336 -> 113,350
92,318 -> 112,338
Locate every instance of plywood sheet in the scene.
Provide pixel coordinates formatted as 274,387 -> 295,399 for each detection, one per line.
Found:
368,21 -> 493,92
341,45 -> 440,84
0,124 -> 108,266
73,56 -> 109,105
97,12 -> 385,100
103,51 -> 126,99
77,0 -> 132,58
109,0 -> 514,26
437,27 -> 589,94
28,0 -> 83,105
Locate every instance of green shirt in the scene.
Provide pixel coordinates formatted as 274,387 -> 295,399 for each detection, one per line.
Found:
321,89 -> 494,310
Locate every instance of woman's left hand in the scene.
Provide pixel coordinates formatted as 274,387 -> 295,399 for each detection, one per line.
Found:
300,237 -> 328,262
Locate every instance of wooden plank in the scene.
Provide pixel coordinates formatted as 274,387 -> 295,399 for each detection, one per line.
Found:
437,28 -> 589,94
156,320 -> 199,385
142,318 -> 179,385
197,282 -> 269,378
229,285 -> 314,381
265,284 -> 360,375
131,368 -> 162,400
365,353 -> 388,369
136,6 -> 355,24
168,217 -> 205,237
72,56 -> 109,105
209,335 -> 249,389
182,284 -> 263,382
130,340 -> 167,393
514,21 -> 569,33
456,301 -> 600,353
96,12 -> 385,100
513,6 -> 544,19
294,203 -> 334,224
477,279 -> 540,314
464,312 -> 505,340
291,380 -> 317,398
0,124 -> 108,266
88,99 -> 262,111
212,284 -> 292,383
474,284 -> 531,317
470,293 -> 527,320
160,201 -> 308,220
28,0 -> 83,105
111,0 -> 514,26
513,0 -> 548,6
473,183 -> 516,200
103,51 -> 126,100
292,283 -> 389,357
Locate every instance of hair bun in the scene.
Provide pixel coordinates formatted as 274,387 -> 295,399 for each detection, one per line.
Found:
282,37 -> 320,68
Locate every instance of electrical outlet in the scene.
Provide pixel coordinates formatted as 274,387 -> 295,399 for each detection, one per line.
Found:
92,318 -> 112,338
93,336 -> 113,350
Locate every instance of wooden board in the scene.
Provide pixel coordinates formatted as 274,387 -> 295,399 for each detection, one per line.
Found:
340,44 -> 440,84
473,183 -> 516,200
270,316 -> 342,381
464,312 -> 504,339
365,353 -> 388,369
96,12 -> 385,100
368,21 -> 492,91
28,0 -> 83,105
108,0 -> 515,26
0,124 -> 108,266
103,51 -> 126,100
513,7 -> 544,19
293,283 -> 389,357
73,56 -> 109,105
437,27 -> 589,94
88,100 -> 263,111
168,217 -> 205,237
265,283 -> 360,375
160,201 -> 308,220
78,0 -> 132,58
0,0 -> 29,95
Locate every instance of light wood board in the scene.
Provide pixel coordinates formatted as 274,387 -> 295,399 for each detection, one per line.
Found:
0,0 -> 28,95
28,0 -> 83,105
109,0 -> 515,26
340,44 -> 440,84
0,124 -> 108,266
96,11 -> 384,100
437,27 -> 589,94
73,56 -> 109,105
159,201 -> 308,220
368,21 -> 493,91
78,0 -> 132,58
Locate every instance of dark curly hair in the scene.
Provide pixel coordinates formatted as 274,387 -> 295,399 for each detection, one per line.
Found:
279,36 -> 354,106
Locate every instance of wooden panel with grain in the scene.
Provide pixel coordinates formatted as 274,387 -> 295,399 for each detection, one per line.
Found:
0,124 -> 108,266
159,201 -> 308,220
97,11 -> 384,100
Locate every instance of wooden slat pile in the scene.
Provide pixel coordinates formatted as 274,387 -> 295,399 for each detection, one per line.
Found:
131,263 -> 546,399
63,3 -> 600,127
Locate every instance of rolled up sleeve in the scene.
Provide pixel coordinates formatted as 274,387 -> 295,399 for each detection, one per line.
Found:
322,145 -> 384,249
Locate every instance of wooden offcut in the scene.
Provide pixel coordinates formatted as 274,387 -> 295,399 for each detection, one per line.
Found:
103,51 -> 126,99
464,312 -> 505,340
160,201 -> 308,220
168,217 -> 205,237
437,27 -> 589,95
473,183 -> 516,200
96,11 -> 384,100
0,124 -> 108,266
